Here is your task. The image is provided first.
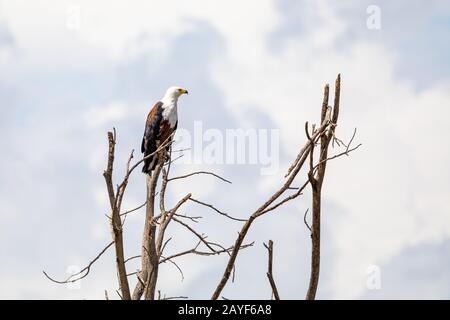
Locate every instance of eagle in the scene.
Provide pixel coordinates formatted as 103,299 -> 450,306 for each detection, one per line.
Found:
141,86 -> 188,174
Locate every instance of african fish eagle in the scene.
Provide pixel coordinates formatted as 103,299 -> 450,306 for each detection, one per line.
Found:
141,86 -> 188,174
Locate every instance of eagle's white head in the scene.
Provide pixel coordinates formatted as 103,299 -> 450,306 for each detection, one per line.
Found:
162,86 -> 188,104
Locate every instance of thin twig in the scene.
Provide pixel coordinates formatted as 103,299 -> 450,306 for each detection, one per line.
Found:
189,197 -> 246,222
124,255 -> 141,264
168,171 -> 232,184
120,201 -> 147,216
172,217 -> 217,253
173,213 -> 203,223
43,241 -> 114,284
260,180 -> 309,215
160,255 -> 185,282
161,296 -> 189,300
303,209 -> 311,232
160,242 -> 254,263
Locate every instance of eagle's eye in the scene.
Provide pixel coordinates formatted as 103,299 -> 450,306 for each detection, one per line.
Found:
178,88 -> 183,93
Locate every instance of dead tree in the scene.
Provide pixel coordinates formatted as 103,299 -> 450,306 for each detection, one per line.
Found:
43,131 -> 251,300
43,74 -> 359,300
211,74 -> 360,299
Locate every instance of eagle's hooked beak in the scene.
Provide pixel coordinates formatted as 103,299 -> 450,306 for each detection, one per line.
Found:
178,88 -> 188,95
177,87 -> 188,95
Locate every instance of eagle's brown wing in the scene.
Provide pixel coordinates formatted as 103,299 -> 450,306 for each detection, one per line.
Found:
141,101 -> 163,174
158,118 -> 177,148
141,102 -> 178,174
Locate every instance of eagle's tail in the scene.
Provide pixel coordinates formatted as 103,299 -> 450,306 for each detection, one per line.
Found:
142,154 -> 157,174
142,161 -> 150,174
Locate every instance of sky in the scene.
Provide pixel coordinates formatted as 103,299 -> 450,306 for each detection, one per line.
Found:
0,0 -> 450,299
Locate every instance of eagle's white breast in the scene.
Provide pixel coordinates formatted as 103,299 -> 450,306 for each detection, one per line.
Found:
161,101 -> 178,128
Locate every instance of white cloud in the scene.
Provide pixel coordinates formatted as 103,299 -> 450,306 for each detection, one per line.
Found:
205,1 -> 450,299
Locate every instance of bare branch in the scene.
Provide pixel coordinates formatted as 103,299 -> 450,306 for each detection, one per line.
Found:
189,197 -> 246,222
156,193 -> 192,256
320,84 -> 330,124
264,240 -> 280,300
103,131 -> 131,300
160,237 -> 172,256
120,201 -> 147,217
306,73 -> 341,300
124,255 -> 141,264
315,129 -> 361,169
172,216 -> 217,253
284,121 -> 329,179
134,159 -> 163,300
174,213 -> 203,223
168,171 -> 232,184
161,295 -> 189,300
160,241 -> 254,263
164,153 -> 184,166
305,121 -> 312,140
259,180 -> 309,215
159,168 -> 169,215
303,209 -> 311,232
159,241 -> 202,262
160,254 -> 185,282
43,241 -> 114,284
172,147 -> 191,153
